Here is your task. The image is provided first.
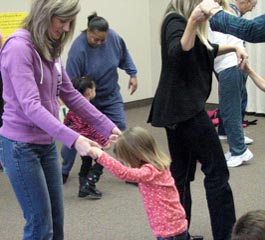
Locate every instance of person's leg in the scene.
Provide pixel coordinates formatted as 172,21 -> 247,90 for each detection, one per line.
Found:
189,111 -> 236,240
78,156 -> 102,199
87,162 -> 104,183
0,136 -> 63,239
42,142 -> 64,239
165,126 -> 197,227
217,109 -> 226,137
78,156 -> 92,180
218,67 -> 247,156
97,101 -> 127,131
61,145 -> 77,183
241,73 -> 248,123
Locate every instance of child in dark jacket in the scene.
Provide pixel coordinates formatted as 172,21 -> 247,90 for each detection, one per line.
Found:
61,76 -> 110,199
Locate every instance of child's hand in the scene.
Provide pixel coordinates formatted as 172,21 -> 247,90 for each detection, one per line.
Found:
103,142 -> 111,150
90,147 -> 104,159
109,134 -> 119,143
74,135 -> 100,157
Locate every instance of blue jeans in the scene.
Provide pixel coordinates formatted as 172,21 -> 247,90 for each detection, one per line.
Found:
157,231 -> 188,240
218,66 -> 248,156
0,136 -> 64,240
61,101 -> 127,175
61,145 -> 77,175
166,111 -> 236,240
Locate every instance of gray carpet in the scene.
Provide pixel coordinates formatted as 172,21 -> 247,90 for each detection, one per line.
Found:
0,103 -> 264,240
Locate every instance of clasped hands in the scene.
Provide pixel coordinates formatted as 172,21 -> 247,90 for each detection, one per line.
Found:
191,0 -> 222,22
74,126 -> 121,159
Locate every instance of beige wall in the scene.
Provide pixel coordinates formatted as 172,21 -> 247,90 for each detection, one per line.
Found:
0,0 -> 219,104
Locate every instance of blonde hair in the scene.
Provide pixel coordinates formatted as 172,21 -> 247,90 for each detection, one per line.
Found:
219,0 -> 236,14
164,0 -> 212,50
23,0 -> 80,61
114,127 -> 171,171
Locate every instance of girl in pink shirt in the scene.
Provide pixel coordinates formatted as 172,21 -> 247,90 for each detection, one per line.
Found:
90,126 -> 188,240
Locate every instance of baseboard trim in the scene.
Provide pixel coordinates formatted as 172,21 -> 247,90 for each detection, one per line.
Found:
124,98 -> 153,110
124,98 -> 219,111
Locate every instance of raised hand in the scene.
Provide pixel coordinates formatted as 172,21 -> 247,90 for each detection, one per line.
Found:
190,5 -> 210,23
199,0 -> 221,16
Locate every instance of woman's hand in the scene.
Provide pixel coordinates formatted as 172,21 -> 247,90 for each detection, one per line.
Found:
190,5 -> 209,23
242,60 -> 252,75
74,135 -> 100,159
109,127 -> 122,143
89,147 -> 104,159
235,46 -> 248,70
181,5 -> 208,51
199,0 -> 222,16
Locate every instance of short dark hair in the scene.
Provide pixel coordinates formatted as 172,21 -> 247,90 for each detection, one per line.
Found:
87,12 -> 109,32
72,76 -> 95,95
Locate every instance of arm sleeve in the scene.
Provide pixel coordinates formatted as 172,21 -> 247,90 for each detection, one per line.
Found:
118,38 -> 137,77
163,13 -> 192,60
66,44 -> 84,79
210,11 -> 265,43
97,152 -> 157,183
3,40 -> 80,148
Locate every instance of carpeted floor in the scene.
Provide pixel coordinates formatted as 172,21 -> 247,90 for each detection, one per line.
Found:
0,102 -> 264,240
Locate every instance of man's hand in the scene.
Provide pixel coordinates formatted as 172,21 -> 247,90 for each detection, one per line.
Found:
128,77 -> 138,95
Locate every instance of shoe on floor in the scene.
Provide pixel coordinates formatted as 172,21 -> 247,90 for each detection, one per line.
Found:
226,148 -> 253,168
219,135 -> 253,145
219,135 -> 227,140
78,181 -> 102,199
244,136 -> 253,145
225,151 -> 231,161
190,235 -> 203,240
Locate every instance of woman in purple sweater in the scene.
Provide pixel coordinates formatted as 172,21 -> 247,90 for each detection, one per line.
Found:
0,0 -> 120,239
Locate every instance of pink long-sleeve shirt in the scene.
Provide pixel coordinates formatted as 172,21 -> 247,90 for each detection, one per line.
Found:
97,152 -> 188,238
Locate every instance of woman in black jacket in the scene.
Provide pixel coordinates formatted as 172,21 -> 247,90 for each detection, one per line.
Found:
148,1 -> 248,239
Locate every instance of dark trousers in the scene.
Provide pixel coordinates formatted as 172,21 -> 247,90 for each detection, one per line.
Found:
79,156 -> 103,183
165,110 -> 236,240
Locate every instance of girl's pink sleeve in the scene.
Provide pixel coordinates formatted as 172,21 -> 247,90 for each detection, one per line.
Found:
97,152 -> 156,183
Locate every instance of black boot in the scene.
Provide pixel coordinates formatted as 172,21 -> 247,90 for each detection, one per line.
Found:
78,178 -> 102,199
86,162 -> 103,184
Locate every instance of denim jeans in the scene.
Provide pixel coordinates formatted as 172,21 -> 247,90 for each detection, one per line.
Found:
61,145 -> 77,175
157,231 -> 188,240
0,136 -> 64,240
217,66 -> 248,156
165,111 -> 236,240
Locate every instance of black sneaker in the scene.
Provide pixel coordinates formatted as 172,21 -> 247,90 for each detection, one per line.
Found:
78,181 -> 102,199
62,174 -> 69,184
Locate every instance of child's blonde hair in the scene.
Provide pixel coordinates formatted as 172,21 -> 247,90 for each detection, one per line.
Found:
114,126 -> 171,170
